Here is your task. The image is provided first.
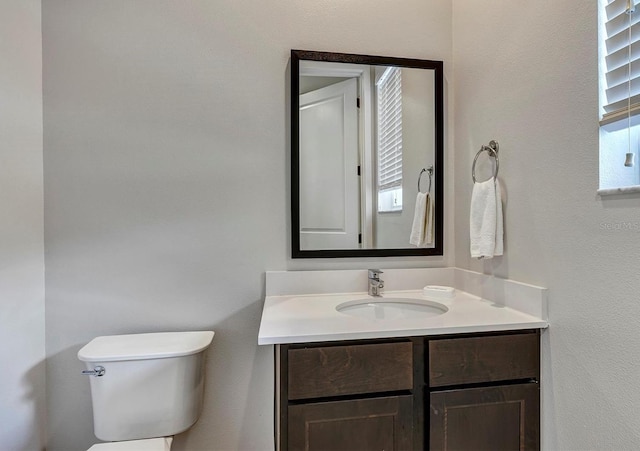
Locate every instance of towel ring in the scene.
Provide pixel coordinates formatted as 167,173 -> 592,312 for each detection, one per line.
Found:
472,140 -> 499,183
418,166 -> 433,193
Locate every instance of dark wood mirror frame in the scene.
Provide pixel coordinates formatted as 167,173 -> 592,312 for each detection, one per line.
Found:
291,49 -> 444,258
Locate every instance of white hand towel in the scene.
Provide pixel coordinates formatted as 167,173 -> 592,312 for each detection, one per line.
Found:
470,177 -> 503,259
410,192 -> 427,247
410,192 -> 435,247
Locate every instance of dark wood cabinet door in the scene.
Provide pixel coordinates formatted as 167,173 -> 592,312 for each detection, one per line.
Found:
288,395 -> 413,451
430,383 -> 539,451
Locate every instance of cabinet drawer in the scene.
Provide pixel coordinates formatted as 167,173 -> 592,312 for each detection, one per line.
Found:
288,341 -> 413,400
429,332 -> 539,387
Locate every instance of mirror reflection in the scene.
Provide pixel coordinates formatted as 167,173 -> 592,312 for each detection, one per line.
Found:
291,50 -> 444,258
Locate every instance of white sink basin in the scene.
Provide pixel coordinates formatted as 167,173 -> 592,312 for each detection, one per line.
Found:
336,297 -> 448,321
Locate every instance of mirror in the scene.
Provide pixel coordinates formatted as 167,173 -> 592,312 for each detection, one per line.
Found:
291,50 -> 444,258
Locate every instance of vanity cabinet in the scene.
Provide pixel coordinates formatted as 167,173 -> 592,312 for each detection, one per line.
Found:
276,330 -> 540,451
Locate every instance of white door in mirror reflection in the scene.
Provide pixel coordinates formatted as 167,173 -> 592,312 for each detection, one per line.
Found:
299,78 -> 360,250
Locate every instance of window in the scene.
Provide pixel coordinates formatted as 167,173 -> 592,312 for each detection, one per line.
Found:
599,0 -> 640,191
376,66 -> 403,211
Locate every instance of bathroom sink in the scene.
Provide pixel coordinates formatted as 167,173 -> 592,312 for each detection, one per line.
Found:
336,297 -> 448,321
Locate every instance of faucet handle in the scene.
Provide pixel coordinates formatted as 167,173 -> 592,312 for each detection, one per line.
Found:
368,269 -> 383,279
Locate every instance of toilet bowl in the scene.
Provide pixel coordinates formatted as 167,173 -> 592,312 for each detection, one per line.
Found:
78,331 -> 214,451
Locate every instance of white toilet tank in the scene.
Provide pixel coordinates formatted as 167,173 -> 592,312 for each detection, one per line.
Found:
78,331 -> 214,442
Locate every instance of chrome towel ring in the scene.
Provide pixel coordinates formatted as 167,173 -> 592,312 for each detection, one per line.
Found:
418,165 -> 433,193
472,140 -> 499,183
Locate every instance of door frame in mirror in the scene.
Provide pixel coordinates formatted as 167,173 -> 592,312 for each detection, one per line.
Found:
291,49 -> 444,258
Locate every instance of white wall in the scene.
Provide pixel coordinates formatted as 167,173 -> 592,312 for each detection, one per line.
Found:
453,1 -> 640,449
0,1 -> 46,450
42,1 -> 452,450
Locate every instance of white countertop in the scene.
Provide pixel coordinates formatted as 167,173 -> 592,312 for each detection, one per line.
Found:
258,288 -> 548,345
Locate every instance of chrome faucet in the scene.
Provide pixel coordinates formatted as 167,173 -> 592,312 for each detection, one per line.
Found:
368,269 -> 384,297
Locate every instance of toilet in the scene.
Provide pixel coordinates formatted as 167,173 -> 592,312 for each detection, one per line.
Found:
78,331 -> 215,451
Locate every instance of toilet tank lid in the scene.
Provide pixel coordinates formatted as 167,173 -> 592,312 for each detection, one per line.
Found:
78,331 -> 214,362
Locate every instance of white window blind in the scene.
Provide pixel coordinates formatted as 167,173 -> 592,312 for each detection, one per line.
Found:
601,0 -> 640,124
376,67 -> 403,192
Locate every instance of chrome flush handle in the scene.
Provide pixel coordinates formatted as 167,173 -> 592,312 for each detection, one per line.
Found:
81,366 -> 105,377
